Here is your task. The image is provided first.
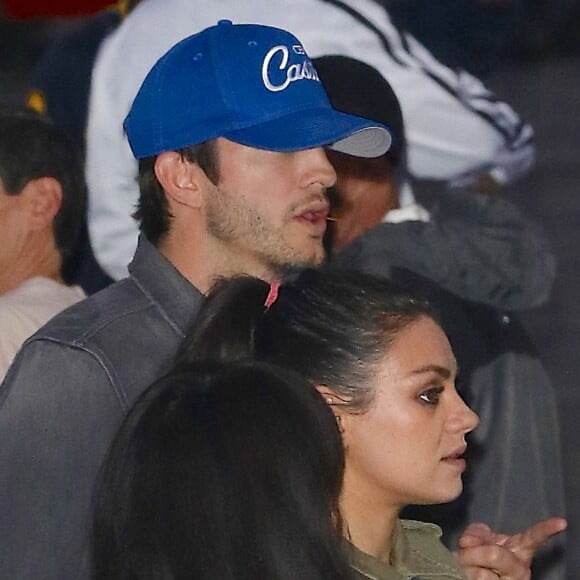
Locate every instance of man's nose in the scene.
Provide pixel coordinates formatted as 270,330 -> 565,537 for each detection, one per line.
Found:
300,147 -> 337,190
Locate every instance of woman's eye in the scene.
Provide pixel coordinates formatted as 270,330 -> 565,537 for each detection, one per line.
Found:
419,386 -> 444,405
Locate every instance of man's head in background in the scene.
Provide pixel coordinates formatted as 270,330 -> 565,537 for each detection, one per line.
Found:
0,107 -> 86,294
314,55 -> 406,254
123,21 -> 391,288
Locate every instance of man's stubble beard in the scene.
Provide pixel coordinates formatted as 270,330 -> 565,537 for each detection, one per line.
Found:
205,184 -> 325,277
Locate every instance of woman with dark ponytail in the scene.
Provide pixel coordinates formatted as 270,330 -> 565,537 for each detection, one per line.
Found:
95,267 -> 563,580
175,267 -> 480,579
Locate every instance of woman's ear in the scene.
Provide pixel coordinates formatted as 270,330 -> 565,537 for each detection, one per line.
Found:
316,385 -> 348,441
317,386 -> 341,409
316,385 -> 352,410
154,151 -> 209,209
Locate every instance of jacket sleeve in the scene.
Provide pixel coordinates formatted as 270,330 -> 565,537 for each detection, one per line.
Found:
316,0 -> 535,186
0,339 -> 125,580
334,189 -> 556,311
85,30 -> 140,281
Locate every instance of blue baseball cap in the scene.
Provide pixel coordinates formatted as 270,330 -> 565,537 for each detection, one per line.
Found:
124,20 -> 391,159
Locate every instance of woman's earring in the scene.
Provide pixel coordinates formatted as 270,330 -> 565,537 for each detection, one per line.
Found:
324,394 -> 346,437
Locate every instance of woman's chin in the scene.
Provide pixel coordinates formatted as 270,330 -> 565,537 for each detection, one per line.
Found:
415,482 -> 464,506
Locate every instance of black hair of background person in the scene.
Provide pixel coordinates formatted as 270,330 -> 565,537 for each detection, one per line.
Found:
0,106 -> 85,284
93,360 -> 352,580
26,4 -> 142,294
313,55 -> 404,167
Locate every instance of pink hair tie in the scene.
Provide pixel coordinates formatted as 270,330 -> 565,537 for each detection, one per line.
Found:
264,282 -> 281,310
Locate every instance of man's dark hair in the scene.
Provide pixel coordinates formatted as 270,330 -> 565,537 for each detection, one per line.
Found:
134,140 -> 219,245
0,106 -> 86,277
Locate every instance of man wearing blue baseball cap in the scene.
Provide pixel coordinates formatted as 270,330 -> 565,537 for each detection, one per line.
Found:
121,19 -> 389,291
0,21 -> 390,580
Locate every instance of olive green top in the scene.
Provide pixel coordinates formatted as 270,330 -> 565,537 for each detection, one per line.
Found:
347,519 -> 466,580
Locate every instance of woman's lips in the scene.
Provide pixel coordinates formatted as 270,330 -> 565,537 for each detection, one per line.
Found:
441,456 -> 467,470
441,446 -> 467,470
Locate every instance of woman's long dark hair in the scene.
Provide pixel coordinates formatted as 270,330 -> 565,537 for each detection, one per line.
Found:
177,267 -> 430,412
93,360 -> 351,580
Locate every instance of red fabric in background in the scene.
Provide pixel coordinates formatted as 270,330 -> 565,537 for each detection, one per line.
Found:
3,0 -> 111,18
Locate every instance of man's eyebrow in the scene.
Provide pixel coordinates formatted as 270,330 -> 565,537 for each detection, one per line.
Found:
410,364 -> 454,380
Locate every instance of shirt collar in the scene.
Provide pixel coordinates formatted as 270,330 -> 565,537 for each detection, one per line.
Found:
128,235 -> 203,336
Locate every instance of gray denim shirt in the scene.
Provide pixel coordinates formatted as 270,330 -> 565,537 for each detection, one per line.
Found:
0,237 -> 203,579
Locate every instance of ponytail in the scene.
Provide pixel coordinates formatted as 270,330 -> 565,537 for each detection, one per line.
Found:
179,268 -> 430,413
175,276 -> 270,367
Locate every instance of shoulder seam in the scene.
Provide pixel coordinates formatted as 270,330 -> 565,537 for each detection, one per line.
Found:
17,336 -> 130,410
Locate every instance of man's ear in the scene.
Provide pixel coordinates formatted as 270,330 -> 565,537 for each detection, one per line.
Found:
154,151 -> 208,209
21,176 -> 62,230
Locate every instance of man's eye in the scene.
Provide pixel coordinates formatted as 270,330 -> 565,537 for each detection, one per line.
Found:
419,386 -> 444,405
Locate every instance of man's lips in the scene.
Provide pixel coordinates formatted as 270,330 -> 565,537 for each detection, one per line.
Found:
293,202 -> 330,231
297,209 -> 329,221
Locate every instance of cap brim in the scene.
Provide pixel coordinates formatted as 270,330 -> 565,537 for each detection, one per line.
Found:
223,108 -> 391,158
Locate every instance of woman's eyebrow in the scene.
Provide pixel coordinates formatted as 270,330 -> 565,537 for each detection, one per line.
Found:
410,364 -> 452,380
